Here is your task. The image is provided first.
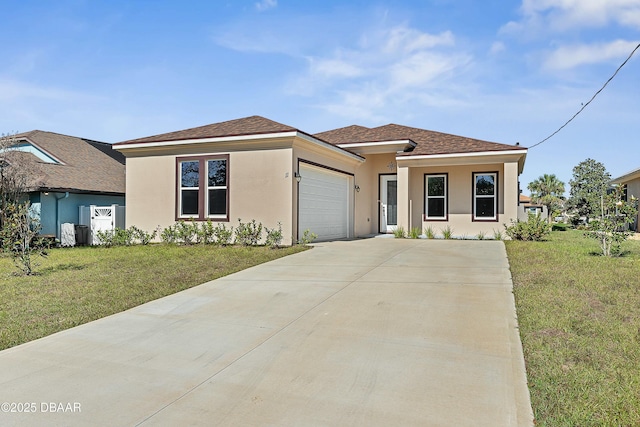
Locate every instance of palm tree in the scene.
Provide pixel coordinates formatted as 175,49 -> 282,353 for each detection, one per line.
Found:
527,174 -> 566,223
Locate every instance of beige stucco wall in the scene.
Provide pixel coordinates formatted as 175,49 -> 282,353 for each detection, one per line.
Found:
352,153 -> 397,236
122,146 -> 296,244
397,161 -> 520,237
622,176 -> 640,231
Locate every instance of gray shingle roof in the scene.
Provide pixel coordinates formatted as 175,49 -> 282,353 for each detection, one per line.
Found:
9,130 -> 125,194
315,123 -> 523,156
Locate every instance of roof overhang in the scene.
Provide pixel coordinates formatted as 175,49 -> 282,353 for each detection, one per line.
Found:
337,139 -> 416,155
610,167 -> 640,185
114,131 -> 364,162
396,149 -> 528,174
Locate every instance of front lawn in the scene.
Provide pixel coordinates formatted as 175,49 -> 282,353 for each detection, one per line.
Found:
0,244 -> 307,351
506,230 -> 640,426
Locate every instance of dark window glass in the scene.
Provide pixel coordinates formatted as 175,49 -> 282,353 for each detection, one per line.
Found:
387,180 -> 397,225
181,189 -> 199,215
208,160 -> 227,186
181,161 -> 199,187
428,198 -> 445,218
208,189 -> 227,216
475,198 -> 495,218
475,175 -> 495,196
428,176 -> 445,197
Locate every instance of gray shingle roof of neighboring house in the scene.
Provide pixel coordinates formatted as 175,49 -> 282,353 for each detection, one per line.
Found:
117,116 -> 300,145
315,123 -> 523,156
8,130 -> 125,195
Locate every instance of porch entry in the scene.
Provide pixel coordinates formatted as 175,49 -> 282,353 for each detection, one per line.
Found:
380,174 -> 397,233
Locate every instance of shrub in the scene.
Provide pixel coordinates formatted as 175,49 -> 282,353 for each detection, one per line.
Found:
130,226 -> 157,245
176,220 -> 199,245
424,226 -> 436,239
265,222 -> 284,248
198,220 -> 216,245
160,224 -> 178,244
493,229 -> 504,241
504,214 -> 552,241
476,230 -> 486,240
94,229 -> 115,247
584,188 -> 637,257
235,219 -> 263,246
393,227 -> 406,238
1,202 -> 47,275
409,227 -> 422,239
298,229 -> 317,245
213,223 -> 233,246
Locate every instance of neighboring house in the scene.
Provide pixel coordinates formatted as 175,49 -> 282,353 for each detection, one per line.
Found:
6,131 -> 126,238
610,167 -> 640,231
517,194 -> 548,221
113,116 -> 527,244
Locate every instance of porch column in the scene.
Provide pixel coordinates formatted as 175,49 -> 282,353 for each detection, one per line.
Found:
503,161 -> 519,223
397,164 -> 410,231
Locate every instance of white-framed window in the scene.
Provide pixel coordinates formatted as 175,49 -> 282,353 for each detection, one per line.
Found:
177,155 -> 229,220
473,172 -> 498,221
425,174 -> 447,220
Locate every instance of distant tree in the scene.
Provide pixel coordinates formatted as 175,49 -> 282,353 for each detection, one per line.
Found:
568,158 -> 611,223
527,174 -> 566,223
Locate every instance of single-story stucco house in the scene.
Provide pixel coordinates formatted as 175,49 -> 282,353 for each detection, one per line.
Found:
113,116 -> 527,245
4,130 -> 126,239
610,167 -> 640,231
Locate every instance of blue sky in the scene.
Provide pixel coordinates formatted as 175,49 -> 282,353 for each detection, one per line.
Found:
1,0 -> 639,192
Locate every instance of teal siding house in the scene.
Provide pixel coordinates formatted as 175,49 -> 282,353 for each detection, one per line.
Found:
11,131 -> 125,239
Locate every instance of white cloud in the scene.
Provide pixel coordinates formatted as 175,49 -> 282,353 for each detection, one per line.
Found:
288,24 -> 471,121
489,41 -> 506,55
543,39 -> 639,69
503,0 -> 640,33
255,0 -> 277,12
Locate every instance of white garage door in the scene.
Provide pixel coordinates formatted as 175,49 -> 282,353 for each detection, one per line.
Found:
298,163 -> 350,241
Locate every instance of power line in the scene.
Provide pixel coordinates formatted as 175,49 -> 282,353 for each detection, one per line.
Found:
529,42 -> 640,149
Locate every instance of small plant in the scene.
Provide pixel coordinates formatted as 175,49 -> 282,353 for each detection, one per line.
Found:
493,229 -> 504,241
504,214 -> 552,241
176,220 -> 199,245
213,223 -> 233,246
94,229 -> 115,247
393,226 -> 406,238
198,220 -> 216,244
476,230 -> 486,240
1,202 -> 47,275
235,219 -> 263,246
441,226 -> 454,239
409,227 -> 422,239
160,224 -> 179,244
113,227 -> 135,246
130,226 -> 157,245
265,222 -> 284,248
298,229 -> 318,245
424,226 -> 436,239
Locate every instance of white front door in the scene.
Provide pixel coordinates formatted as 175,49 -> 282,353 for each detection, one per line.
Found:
380,174 -> 397,233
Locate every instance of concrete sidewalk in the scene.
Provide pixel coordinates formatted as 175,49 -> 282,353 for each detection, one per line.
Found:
0,239 -> 533,426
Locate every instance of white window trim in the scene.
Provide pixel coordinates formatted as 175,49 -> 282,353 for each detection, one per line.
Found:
205,159 -> 228,219
179,160 -> 200,218
425,174 -> 447,220
473,172 -> 498,221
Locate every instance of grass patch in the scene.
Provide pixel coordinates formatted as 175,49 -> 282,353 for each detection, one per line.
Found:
506,230 -> 640,426
0,244 -> 307,350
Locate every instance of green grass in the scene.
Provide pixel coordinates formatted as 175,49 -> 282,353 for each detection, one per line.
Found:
506,230 -> 640,426
0,244 -> 307,350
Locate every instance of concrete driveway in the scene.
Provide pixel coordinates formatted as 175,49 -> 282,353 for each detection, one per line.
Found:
0,239 -> 533,426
